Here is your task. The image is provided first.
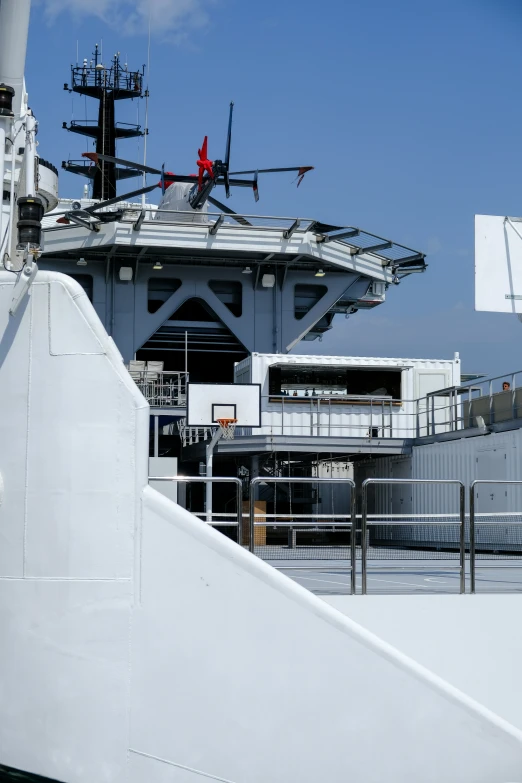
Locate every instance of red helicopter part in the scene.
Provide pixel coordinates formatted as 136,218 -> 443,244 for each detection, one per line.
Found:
161,172 -> 177,188
196,136 -> 214,191
296,166 -> 314,187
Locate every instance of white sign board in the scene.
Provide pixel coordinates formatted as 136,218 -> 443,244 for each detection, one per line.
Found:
187,383 -> 261,427
475,214 -> 522,314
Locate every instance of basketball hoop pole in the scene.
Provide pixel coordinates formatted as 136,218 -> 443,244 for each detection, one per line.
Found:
205,427 -> 224,523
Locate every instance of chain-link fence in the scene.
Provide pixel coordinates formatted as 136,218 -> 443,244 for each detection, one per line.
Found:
361,479 -> 466,594
470,480 -> 522,593
148,475 -> 522,595
248,477 -> 356,593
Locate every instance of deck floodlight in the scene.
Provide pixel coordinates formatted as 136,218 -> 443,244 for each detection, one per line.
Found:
153,261 -> 163,270
315,268 -> 325,277
77,258 -> 87,266
119,266 -> 133,281
261,274 -> 275,288
242,266 -> 252,274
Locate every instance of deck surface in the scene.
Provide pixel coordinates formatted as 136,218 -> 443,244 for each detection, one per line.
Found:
268,558 -> 522,595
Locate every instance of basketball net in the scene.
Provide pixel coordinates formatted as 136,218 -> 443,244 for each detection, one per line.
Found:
217,417 -> 237,440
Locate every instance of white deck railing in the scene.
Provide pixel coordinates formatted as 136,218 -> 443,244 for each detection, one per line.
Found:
129,370 -> 188,408
134,369 -> 522,439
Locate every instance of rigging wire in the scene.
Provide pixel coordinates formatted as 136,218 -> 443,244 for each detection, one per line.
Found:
2,128 -> 25,274
288,452 -> 293,525
136,95 -> 141,180
142,1 -> 152,209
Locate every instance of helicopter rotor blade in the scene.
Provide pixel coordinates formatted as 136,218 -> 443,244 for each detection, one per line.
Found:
207,196 -> 252,226
84,183 -> 159,214
82,152 -> 162,176
222,101 -> 233,200
224,101 -> 234,171
228,166 -> 314,176
217,177 -> 256,188
163,174 -> 200,186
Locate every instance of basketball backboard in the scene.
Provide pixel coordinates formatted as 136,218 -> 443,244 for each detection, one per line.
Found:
475,214 -> 522,314
187,383 -> 262,427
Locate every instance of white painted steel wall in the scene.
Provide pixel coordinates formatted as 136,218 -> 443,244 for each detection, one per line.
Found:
356,432 -> 522,513
236,352 -> 461,393
355,455 -> 413,515
149,457 -> 178,503
412,430 -> 522,514
475,214 -> 522,314
254,399 -> 399,438
317,460 -> 354,516
1,272 -> 522,783
0,272 -> 148,783
326,594 -> 522,732
355,432 -> 522,549
134,489 -> 522,783
235,353 -> 460,438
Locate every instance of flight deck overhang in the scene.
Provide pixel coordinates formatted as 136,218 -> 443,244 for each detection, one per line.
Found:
41,211 -> 426,284
39,211 -> 426,353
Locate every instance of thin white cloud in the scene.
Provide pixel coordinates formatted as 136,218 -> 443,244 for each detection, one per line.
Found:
41,0 -> 212,37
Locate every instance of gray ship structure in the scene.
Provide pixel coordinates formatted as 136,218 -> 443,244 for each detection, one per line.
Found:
3,2 -> 522,782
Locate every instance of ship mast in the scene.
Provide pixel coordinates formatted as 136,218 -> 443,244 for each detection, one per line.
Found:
63,47 -> 146,201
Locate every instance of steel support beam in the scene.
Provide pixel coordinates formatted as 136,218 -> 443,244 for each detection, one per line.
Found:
356,241 -> 392,255
283,218 -> 300,240
133,210 -> 146,231
209,214 -> 225,236
317,228 -> 360,244
68,213 -> 100,232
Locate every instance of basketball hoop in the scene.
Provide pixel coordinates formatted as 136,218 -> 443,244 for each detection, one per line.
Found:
217,418 -> 237,440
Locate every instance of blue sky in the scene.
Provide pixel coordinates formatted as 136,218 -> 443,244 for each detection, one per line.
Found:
27,0 -> 522,376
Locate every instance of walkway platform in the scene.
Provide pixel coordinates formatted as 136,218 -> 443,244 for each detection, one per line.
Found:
182,433 -> 413,459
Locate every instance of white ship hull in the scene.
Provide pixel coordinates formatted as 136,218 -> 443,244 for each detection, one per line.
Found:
1,271 -> 522,782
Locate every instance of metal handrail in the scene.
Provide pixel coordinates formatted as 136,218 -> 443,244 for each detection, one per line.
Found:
266,393 -> 395,402
469,479 -> 522,593
131,370 -> 188,381
133,371 -> 188,408
453,370 -> 522,429
68,119 -> 142,129
249,476 -> 356,593
71,65 -> 142,93
173,395 -> 470,441
458,368 -> 522,393
148,476 -> 243,544
263,393 -> 398,438
42,206 -> 423,263
142,384 -> 522,439
361,478 -> 466,595
258,389 -> 522,439
45,206 -> 318,225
